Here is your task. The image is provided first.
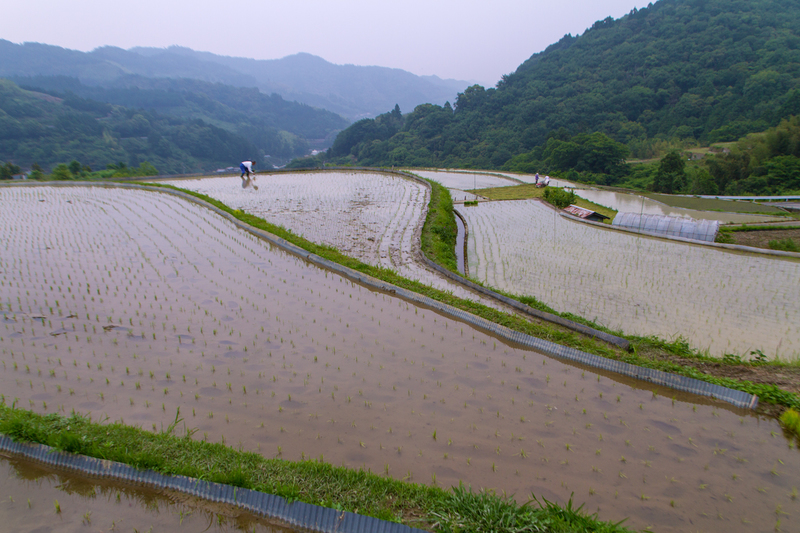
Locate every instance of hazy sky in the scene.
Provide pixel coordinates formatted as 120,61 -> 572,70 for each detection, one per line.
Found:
5,0 -> 653,87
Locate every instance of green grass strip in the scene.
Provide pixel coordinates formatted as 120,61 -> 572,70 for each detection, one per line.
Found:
0,405 -> 631,533
719,225 -> 800,233
420,179 -> 458,272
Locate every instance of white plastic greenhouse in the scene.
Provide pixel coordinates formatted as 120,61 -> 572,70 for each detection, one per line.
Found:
612,212 -> 720,242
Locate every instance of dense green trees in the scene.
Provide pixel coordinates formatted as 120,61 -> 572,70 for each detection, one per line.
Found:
321,0 -> 800,192
702,116 -> 800,194
0,161 -> 20,179
651,151 -> 687,193
0,79 -> 264,173
502,131 -> 630,184
4,75 -> 350,170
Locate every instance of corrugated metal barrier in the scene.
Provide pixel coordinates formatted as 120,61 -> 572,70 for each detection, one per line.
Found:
0,435 -> 426,533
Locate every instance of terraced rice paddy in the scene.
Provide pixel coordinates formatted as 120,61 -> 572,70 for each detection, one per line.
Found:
1,185 -> 799,532
461,200 -> 800,359
165,172 -> 427,269
161,173 -> 509,313
412,169 -> 579,189
0,456 -> 293,532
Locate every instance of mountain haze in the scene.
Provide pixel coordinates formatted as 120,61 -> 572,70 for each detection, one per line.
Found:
0,41 -> 469,120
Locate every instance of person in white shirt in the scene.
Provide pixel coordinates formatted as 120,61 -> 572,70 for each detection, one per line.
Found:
240,160 -> 256,179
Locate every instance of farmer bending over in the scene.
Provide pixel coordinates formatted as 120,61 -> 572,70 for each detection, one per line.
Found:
240,160 -> 256,180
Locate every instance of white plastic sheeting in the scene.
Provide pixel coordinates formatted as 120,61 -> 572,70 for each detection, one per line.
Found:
612,212 -> 720,242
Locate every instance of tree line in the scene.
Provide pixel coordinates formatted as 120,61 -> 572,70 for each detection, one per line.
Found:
309,0 -> 800,193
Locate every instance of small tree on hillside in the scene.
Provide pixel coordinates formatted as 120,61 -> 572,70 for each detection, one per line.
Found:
651,151 -> 687,193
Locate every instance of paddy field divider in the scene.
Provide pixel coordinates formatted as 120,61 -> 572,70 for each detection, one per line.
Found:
0,434 -> 427,533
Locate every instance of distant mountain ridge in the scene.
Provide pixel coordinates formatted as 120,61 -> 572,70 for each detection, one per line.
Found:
0,41 -> 470,119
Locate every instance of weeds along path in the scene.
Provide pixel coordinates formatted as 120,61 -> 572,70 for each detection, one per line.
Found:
1,185 -> 799,532
161,172 -> 524,316
460,199 -> 800,360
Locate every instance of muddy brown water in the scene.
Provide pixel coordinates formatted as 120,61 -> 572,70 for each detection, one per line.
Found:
1,186 -> 799,532
0,455 -> 298,532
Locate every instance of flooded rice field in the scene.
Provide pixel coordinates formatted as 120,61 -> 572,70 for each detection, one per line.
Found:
163,171 -> 428,269
414,169 -> 580,189
461,200 -> 800,359
573,189 -> 788,224
0,455 -> 296,532
411,170 -> 521,190
1,186 -> 799,532
162,173 -> 518,317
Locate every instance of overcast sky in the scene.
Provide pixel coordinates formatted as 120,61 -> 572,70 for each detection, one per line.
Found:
5,0 -> 653,87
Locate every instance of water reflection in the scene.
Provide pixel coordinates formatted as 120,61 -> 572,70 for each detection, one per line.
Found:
0,456 -> 296,533
572,189 -> 786,224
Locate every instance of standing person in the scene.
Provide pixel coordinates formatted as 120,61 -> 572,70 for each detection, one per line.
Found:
534,173 -> 540,185
240,160 -> 256,180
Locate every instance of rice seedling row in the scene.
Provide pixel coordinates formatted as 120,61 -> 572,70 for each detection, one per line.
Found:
162,172 -> 426,270
1,186 -> 798,532
461,199 -> 800,360
161,173 -> 516,314
412,169 -> 579,189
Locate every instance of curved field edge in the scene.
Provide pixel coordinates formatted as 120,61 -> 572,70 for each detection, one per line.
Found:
132,180 -> 799,415
0,406 -> 632,533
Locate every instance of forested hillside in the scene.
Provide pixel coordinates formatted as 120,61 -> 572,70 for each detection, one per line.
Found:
0,72 -> 351,173
0,79 -> 260,174
323,0 -> 800,193
10,75 -> 349,160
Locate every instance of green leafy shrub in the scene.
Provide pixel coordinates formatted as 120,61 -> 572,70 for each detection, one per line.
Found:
542,188 -> 576,209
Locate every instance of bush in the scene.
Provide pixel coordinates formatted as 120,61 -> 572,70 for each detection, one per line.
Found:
780,408 -> 800,438
768,238 -> 800,252
542,187 -> 576,209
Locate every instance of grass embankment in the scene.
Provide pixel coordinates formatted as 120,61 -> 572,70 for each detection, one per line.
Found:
420,180 -> 458,272
137,179 -> 800,415
0,405 -> 631,533
470,183 -> 617,222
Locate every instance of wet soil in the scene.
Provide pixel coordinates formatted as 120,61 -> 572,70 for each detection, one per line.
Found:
730,228 -> 800,250
1,186 -> 799,532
